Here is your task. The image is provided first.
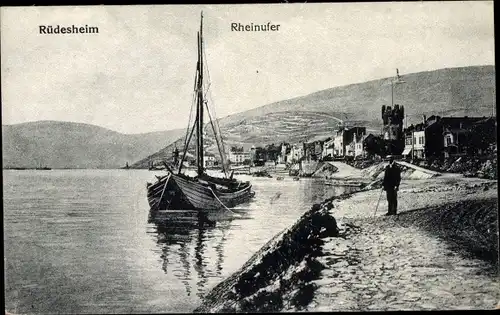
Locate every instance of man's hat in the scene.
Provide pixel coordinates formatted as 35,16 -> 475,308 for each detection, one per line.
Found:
387,155 -> 394,162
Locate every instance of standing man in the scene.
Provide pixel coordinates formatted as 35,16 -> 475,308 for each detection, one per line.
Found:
383,156 -> 402,215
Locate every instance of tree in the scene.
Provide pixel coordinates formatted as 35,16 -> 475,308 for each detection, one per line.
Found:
230,146 -> 243,153
364,135 -> 387,157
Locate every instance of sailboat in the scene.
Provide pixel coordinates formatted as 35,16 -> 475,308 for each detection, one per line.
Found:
147,12 -> 255,211
35,160 -> 51,170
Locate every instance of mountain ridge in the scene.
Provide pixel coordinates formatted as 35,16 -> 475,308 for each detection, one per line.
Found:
2,121 -> 185,169
130,65 -> 495,168
216,65 -> 495,127
2,65 -> 495,169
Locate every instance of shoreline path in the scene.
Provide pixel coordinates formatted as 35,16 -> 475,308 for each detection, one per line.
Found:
306,175 -> 499,311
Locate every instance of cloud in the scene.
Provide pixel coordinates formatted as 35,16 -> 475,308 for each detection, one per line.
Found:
1,2 -> 494,133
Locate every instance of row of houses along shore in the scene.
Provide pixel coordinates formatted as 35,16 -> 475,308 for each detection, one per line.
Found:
216,105 -> 496,169
164,105 -> 496,171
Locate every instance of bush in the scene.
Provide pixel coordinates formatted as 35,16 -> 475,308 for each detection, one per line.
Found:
479,158 -> 497,179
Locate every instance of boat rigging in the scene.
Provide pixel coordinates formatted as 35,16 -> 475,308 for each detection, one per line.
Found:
146,12 -> 255,211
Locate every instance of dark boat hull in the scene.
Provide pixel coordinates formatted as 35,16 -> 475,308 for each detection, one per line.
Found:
147,173 -> 254,211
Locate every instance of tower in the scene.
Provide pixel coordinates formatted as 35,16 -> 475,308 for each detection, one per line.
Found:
381,104 -> 405,155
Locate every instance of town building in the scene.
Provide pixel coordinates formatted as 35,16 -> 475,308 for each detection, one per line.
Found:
253,146 -> 267,166
249,145 -> 256,164
278,143 -> 290,164
353,133 -> 374,158
333,130 -> 345,156
443,117 -> 496,158
322,138 -> 335,159
303,142 -> 317,161
346,139 -> 355,157
314,140 -> 325,159
286,144 -> 304,163
402,129 -> 414,158
203,153 -> 216,168
443,129 -> 470,158
422,115 -> 489,158
403,115 -> 495,159
413,129 -> 426,158
334,126 -> 366,157
402,121 -> 426,159
228,146 -> 250,165
303,137 -> 331,161
347,132 -> 371,158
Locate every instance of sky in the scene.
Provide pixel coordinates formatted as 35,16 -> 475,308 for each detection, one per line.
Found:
1,2 -> 495,134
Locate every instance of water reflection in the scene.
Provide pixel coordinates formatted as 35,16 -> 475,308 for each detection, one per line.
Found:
4,170 -> 364,314
148,209 -> 231,299
145,177 -> 360,306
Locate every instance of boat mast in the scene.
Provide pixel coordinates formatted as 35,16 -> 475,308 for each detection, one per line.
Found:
196,11 -> 204,176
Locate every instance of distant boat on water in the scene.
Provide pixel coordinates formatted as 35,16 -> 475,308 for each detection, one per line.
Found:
35,161 -> 51,170
5,162 -> 51,170
35,166 -> 52,170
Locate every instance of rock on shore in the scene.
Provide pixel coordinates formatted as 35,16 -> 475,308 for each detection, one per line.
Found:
360,161 -> 438,180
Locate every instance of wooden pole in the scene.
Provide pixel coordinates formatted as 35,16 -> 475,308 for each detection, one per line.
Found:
391,80 -> 394,108
197,12 -> 204,176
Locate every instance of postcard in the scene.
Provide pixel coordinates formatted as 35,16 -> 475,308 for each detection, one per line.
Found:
2,2 -> 497,313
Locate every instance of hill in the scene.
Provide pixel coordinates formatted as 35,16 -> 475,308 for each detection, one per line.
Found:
131,65 -> 495,168
219,65 -> 495,127
2,121 -> 184,169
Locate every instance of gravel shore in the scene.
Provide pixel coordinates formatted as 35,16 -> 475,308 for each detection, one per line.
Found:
310,175 -> 499,311
195,173 -> 499,312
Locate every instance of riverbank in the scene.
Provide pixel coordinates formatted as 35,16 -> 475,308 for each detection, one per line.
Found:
310,177 -> 498,311
194,193 -> 354,313
195,171 -> 499,312
345,153 -> 497,180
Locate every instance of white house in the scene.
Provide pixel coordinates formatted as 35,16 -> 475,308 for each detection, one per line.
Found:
276,143 -> 288,164
322,138 -> 335,159
286,144 -> 303,163
203,154 -> 216,168
354,134 -> 370,158
280,144 -> 288,163
413,130 -> 426,159
335,127 -> 367,157
227,148 -> 250,165
346,139 -> 356,157
286,150 -> 293,163
292,145 -> 304,162
333,131 -> 345,157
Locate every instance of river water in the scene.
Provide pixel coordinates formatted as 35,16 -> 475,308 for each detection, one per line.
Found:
4,169 -> 356,314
